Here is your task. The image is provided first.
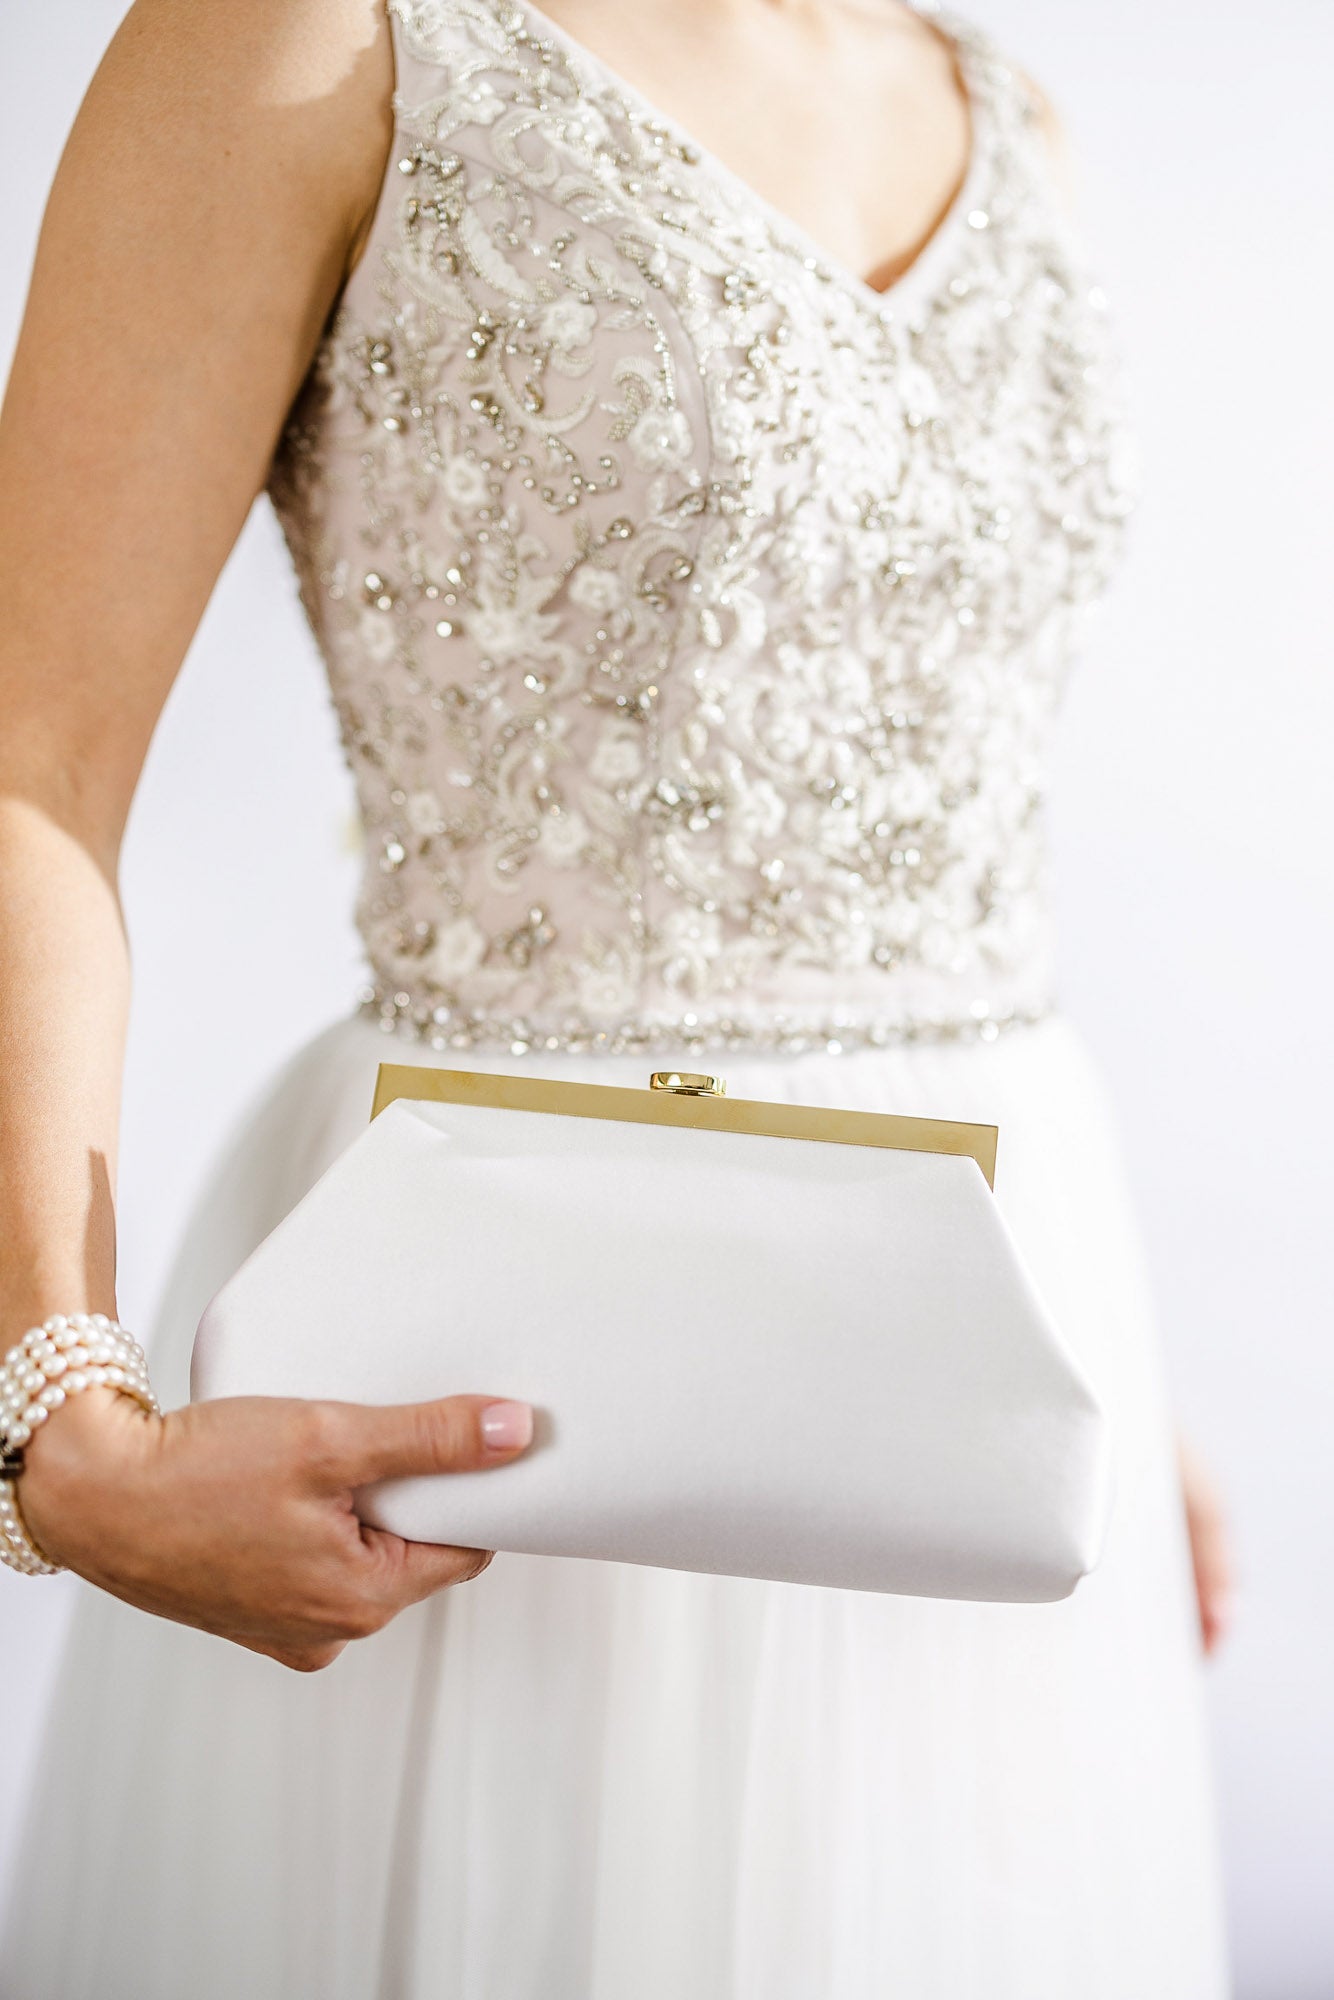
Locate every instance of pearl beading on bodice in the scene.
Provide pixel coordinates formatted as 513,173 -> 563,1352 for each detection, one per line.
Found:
265,0 -> 1137,1056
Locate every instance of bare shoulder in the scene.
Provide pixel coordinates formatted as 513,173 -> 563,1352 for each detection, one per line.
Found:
1011,61 -> 1077,215
98,0 -> 394,270
1012,64 -> 1062,140
110,0 -> 391,101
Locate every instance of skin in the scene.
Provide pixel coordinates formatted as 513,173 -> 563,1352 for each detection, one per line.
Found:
0,0 -> 1231,1666
1179,1433 -> 1234,1655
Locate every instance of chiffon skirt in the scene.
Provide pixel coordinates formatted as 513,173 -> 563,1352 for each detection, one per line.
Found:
3,1008 -> 1231,1999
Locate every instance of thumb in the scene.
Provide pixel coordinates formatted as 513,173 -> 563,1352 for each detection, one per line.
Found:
319,1393 -> 535,1488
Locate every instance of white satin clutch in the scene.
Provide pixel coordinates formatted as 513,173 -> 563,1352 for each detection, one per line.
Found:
189,1065 -> 1112,1602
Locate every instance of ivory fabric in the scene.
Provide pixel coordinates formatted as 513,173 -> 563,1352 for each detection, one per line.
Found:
2,0 -> 1230,1992
190,1094 -> 1112,1601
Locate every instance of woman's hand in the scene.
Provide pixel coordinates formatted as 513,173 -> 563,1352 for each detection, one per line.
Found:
17,1386 -> 534,1672
1178,1433 -> 1235,1657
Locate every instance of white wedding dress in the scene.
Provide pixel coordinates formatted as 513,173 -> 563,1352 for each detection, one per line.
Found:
4,2 -> 1231,1993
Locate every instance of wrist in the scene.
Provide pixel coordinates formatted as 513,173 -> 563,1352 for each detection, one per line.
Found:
1,1313 -> 159,1575
15,1386 -> 140,1570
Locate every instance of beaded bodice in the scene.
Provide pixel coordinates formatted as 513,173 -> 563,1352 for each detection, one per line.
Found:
266,0 -> 1137,1055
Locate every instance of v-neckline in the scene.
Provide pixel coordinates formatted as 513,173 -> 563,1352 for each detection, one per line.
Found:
500,0 -> 991,322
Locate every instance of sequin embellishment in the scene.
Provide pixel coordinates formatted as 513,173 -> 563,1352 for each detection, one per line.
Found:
265,0 -> 1138,1054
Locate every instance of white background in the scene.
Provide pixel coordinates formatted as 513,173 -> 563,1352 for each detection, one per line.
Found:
2,4 -> 1331,1994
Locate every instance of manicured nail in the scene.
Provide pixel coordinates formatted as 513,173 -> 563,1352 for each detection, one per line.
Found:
480,1400 -> 533,1450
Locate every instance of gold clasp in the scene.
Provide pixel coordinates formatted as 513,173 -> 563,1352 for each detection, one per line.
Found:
648,1071 -> 728,1097
370,1063 -> 998,1188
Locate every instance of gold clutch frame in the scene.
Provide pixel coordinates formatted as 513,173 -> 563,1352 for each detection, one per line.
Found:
370,1063 -> 998,1191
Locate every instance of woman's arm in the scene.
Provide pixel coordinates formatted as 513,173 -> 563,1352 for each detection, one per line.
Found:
1,0 -> 534,1671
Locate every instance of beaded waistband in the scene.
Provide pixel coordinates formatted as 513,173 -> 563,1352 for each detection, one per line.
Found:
357,985 -> 1053,1058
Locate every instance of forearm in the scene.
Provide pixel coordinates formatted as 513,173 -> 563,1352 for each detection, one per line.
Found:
0,787 -> 129,1338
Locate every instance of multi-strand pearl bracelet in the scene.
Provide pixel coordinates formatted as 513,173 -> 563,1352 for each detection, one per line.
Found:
0,1313 -> 160,1576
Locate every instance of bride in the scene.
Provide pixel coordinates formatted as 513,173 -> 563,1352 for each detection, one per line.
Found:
0,0 -> 1233,1993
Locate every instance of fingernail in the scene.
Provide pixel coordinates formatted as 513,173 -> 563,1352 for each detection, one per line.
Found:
480,1400 -> 533,1451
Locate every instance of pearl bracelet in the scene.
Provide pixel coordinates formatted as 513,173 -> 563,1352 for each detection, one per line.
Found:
0,1312 -> 160,1576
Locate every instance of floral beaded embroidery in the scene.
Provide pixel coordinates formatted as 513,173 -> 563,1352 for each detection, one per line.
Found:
265,0 -> 1138,1054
